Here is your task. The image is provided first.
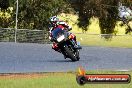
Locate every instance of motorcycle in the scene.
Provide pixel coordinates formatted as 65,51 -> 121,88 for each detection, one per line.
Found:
51,28 -> 82,61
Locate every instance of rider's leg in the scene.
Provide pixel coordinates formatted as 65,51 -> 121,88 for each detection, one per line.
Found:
69,33 -> 77,43
69,33 -> 82,49
69,33 -> 78,46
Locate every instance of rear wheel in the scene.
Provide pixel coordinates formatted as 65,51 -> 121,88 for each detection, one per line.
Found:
64,46 -> 78,61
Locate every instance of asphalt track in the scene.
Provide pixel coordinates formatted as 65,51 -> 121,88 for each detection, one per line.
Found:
0,42 -> 132,73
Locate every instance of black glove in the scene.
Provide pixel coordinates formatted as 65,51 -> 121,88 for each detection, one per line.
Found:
68,27 -> 72,31
50,37 -> 54,42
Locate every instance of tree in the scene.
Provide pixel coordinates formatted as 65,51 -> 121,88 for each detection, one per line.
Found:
69,0 -> 132,34
0,0 -> 131,34
0,0 -> 9,10
1,0 -> 70,30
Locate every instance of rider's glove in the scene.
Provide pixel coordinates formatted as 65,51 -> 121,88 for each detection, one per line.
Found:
68,26 -> 72,31
50,38 -> 54,42
49,36 -> 53,42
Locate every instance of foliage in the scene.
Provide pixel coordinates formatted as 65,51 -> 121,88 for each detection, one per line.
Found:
0,7 -> 13,28
70,0 -> 132,34
0,0 -> 70,30
0,0 -> 131,34
0,0 -> 9,10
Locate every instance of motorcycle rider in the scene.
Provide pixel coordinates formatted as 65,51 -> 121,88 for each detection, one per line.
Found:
49,16 -> 80,58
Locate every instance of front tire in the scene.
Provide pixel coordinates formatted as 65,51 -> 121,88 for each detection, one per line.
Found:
75,50 -> 80,61
64,46 -> 78,61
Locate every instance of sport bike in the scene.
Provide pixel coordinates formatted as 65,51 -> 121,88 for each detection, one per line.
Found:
51,28 -> 82,61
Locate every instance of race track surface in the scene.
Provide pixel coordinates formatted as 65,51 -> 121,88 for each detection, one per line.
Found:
0,42 -> 132,73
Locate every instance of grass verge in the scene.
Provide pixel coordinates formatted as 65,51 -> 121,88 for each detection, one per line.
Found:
76,34 -> 132,48
0,71 -> 131,88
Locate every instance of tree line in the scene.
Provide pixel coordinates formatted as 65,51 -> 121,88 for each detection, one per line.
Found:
0,0 -> 131,34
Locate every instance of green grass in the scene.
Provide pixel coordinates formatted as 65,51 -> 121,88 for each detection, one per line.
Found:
59,13 -> 132,35
76,34 -> 132,48
0,71 -> 132,88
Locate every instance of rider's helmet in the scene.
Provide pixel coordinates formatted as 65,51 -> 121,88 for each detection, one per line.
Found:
49,16 -> 59,26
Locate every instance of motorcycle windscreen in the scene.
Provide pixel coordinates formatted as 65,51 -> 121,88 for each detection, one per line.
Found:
51,28 -> 64,39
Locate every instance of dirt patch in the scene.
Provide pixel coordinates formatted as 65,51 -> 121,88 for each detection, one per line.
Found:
0,72 -> 74,79
0,73 -> 48,79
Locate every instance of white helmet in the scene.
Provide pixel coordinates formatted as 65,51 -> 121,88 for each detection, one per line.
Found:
50,16 -> 59,22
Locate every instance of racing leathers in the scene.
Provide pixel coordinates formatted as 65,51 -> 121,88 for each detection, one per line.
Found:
49,21 -> 77,52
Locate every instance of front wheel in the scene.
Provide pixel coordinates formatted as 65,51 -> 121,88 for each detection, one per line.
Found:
64,46 -> 78,61
75,49 -> 80,61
